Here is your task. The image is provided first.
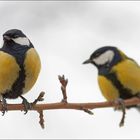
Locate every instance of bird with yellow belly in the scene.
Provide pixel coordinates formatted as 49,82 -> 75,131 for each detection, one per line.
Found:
0,29 -> 41,114
83,46 -> 140,109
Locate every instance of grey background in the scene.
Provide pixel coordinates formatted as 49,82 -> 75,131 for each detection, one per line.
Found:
0,1 -> 140,139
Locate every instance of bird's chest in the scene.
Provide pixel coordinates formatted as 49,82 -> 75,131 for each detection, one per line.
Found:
1,48 -> 28,98
22,48 -> 41,93
3,48 -> 41,99
98,75 -> 119,101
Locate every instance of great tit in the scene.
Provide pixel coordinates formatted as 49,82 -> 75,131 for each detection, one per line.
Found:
83,46 -> 140,109
0,29 -> 41,114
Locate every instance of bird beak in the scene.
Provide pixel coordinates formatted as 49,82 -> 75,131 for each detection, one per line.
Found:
3,35 -> 11,41
82,59 -> 91,64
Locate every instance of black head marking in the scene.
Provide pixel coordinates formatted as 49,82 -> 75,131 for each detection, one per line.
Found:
83,46 -> 125,75
84,46 -> 123,67
90,46 -> 117,59
3,29 -> 26,40
2,29 -> 32,49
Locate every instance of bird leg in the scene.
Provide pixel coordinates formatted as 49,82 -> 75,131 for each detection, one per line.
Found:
135,93 -> 140,112
20,96 -> 32,114
1,96 -> 7,116
114,98 -> 126,127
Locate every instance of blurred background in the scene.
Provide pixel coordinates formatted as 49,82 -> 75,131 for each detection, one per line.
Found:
0,1 -> 140,138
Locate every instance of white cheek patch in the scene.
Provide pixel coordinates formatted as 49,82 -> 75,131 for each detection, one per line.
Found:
12,37 -> 30,46
93,50 -> 114,65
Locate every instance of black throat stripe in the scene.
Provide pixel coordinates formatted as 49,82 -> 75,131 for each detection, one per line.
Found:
3,61 -> 26,99
105,72 -> 134,99
1,45 -> 30,99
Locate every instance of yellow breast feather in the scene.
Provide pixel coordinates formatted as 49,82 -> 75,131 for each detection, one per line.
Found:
23,48 -> 41,94
112,59 -> 140,95
0,51 -> 20,94
98,75 -> 119,101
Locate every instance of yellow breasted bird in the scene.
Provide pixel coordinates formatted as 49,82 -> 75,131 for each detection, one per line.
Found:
83,46 -> 140,109
0,29 -> 41,114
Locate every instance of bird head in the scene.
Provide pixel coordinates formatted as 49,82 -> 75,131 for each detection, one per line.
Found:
83,46 -> 126,70
3,29 -> 30,46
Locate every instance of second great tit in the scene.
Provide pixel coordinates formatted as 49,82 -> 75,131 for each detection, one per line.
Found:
83,46 -> 140,109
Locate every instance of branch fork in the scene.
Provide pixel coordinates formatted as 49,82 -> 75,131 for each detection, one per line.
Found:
0,75 -> 139,128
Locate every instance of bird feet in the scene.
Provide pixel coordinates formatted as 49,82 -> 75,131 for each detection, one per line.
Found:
114,98 -> 125,110
1,96 -> 8,116
113,98 -> 126,127
20,96 -> 32,114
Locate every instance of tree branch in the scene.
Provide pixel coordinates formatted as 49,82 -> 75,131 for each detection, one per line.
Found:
1,97 -> 140,111
1,96 -> 140,128
1,75 -> 140,128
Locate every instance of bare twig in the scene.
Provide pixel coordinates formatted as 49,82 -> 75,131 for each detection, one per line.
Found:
0,75 -> 139,128
32,92 -> 45,107
0,97 -> 140,111
0,97 -> 140,128
58,75 -> 68,103
37,110 -> 45,129
82,108 -> 94,115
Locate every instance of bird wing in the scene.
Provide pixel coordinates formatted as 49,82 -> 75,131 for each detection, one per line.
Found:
0,51 -> 20,94
112,59 -> 140,95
